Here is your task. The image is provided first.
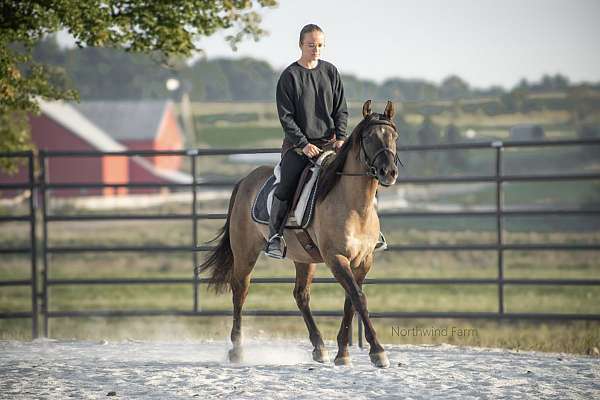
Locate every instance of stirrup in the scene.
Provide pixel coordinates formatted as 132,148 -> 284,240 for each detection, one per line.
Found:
374,232 -> 388,252
265,234 -> 287,259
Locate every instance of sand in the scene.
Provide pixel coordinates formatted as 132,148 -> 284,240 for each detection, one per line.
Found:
1,339 -> 598,399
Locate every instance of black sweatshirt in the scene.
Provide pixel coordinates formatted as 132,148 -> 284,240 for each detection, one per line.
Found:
276,59 -> 348,148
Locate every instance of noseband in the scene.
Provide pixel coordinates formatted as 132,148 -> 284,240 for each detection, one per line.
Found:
337,114 -> 403,185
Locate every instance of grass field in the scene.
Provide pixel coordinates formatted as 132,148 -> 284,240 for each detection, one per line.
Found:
196,126 -> 283,148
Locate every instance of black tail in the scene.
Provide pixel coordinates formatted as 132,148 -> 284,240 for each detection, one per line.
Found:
197,180 -> 241,293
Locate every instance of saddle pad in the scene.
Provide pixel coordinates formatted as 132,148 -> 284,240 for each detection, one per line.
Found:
251,152 -> 333,229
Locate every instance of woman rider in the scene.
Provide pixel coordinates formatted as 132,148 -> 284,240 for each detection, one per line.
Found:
265,24 -> 347,259
266,24 -> 387,258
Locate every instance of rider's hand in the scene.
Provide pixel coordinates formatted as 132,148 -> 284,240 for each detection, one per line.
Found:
333,140 -> 345,152
302,143 -> 322,158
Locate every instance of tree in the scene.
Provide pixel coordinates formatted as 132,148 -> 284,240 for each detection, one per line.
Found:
0,0 -> 277,170
416,115 -> 441,174
439,75 -> 470,100
500,88 -> 528,114
444,123 -> 466,169
418,116 -> 440,146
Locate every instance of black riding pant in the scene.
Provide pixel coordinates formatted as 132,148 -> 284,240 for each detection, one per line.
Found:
274,149 -> 311,202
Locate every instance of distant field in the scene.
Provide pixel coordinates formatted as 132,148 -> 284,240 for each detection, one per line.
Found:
188,101 -> 583,148
196,126 -> 283,148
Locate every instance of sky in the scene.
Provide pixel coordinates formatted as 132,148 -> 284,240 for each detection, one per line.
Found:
191,0 -> 600,89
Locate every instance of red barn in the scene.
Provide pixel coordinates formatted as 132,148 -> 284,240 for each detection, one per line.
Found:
0,100 -> 190,198
73,101 -> 185,171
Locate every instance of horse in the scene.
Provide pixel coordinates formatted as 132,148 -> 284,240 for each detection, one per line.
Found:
199,100 -> 399,368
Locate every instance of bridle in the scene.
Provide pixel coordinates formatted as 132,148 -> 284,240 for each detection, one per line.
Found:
337,114 -> 403,185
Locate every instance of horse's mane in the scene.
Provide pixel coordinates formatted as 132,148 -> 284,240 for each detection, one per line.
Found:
317,118 -> 369,202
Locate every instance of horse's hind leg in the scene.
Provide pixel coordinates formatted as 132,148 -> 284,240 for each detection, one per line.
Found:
293,262 -> 329,363
229,272 -> 250,363
228,246 -> 261,363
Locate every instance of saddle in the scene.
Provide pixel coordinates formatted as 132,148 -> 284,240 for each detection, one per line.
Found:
251,151 -> 335,260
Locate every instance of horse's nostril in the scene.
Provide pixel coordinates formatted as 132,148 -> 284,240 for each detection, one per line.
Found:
391,169 -> 397,178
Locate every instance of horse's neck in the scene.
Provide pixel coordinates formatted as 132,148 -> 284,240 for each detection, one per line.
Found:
337,146 -> 379,216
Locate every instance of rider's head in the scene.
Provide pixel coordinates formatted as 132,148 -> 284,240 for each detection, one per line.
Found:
299,24 -> 324,62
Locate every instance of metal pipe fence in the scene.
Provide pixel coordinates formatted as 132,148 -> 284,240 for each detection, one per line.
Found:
1,139 -> 599,342
0,152 -> 38,338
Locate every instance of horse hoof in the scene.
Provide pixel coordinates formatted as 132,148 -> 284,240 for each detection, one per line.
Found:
228,348 -> 244,363
334,355 -> 352,366
312,348 -> 330,363
370,351 -> 390,368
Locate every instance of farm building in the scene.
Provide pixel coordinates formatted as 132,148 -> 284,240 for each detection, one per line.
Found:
0,100 -> 190,198
73,100 -> 185,171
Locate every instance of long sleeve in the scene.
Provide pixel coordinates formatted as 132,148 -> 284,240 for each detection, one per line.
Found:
332,68 -> 348,140
276,73 -> 309,148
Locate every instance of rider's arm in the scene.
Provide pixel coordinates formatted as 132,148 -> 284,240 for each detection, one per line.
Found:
276,72 -> 309,149
331,66 -> 348,141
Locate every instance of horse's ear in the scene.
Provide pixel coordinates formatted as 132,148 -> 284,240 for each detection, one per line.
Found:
362,100 -> 373,118
384,100 -> 395,120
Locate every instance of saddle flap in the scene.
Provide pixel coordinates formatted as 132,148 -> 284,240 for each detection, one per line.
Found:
290,166 -> 314,212
251,151 -> 335,230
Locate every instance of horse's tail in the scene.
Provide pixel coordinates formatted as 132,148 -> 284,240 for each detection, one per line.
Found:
197,180 -> 242,293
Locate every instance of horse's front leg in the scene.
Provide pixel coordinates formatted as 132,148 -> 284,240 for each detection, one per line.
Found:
329,254 -> 389,368
293,262 -> 329,363
334,254 -> 373,365
334,294 -> 354,366
334,255 -> 370,366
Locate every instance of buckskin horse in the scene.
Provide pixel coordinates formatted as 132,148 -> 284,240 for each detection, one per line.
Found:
199,100 -> 399,368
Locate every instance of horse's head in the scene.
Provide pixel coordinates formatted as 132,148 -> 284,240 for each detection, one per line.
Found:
357,100 -> 399,187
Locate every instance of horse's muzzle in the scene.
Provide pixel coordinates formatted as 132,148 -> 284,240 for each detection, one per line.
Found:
376,165 -> 398,187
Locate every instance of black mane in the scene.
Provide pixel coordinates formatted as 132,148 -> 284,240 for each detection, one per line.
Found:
316,118 -> 369,202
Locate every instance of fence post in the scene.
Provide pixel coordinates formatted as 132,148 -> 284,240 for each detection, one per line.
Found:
493,141 -> 505,315
190,151 -> 200,312
28,152 -> 39,339
39,152 -> 50,337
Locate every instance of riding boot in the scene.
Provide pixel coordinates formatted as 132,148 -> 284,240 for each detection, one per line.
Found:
265,195 -> 290,259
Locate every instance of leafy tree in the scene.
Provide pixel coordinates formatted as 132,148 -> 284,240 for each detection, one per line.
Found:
377,78 -> 438,102
567,85 -> 596,127
0,0 -> 277,169
444,123 -> 466,169
439,75 -> 470,100
418,115 -> 440,146
417,115 -> 441,174
445,123 -> 461,143
341,74 -> 378,102
500,89 -> 528,114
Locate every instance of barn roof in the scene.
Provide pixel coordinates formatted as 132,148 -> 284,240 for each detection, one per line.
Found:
72,100 -> 172,141
39,100 -> 126,152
